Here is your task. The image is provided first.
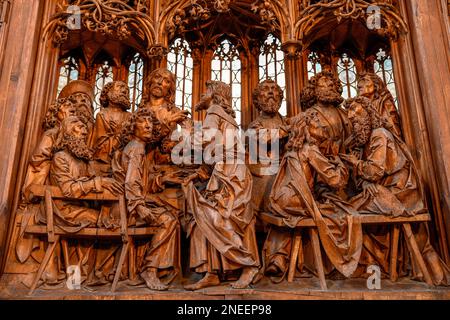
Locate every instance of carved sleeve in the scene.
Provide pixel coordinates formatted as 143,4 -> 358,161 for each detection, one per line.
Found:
356,132 -> 387,182
124,144 -> 147,213
51,153 -> 95,198
306,144 -> 349,189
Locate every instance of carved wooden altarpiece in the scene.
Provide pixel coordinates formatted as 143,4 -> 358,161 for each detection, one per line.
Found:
0,0 -> 449,300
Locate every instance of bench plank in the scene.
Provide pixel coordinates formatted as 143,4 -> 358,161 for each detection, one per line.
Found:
28,184 -> 119,201
259,212 -> 431,228
25,225 -> 158,238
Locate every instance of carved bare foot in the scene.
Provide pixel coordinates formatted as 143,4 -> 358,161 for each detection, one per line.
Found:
184,272 -> 220,291
141,268 -> 169,291
232,267 -> 259,289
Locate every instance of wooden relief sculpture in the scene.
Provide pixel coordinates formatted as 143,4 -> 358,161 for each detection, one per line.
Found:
3,1 -> 449,298
248,80 -> 289,215
183,81 -> 260,290
113,109 -> 181,291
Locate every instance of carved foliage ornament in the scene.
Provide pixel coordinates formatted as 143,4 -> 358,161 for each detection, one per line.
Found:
166,0 -> 233,37
43,0 -> 157,56
251,0 -> 280,33
296,0 -> 408,41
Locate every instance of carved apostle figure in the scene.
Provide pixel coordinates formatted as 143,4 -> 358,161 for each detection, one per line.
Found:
357,72 -> 402,137
49,116 -> 124,227
22,98 -> 77,198
341,97 -> 424,216
58,80 -> 96,132
341,97 -> 450,285
183,81 -> 260,290
140,68 -> 189,134
13,98 -> 77,281
113,108 -> 182,291
248,80 -> 289,214
264,110 -> 360,278
300,70 -> 350,157
91,81 -> 131,167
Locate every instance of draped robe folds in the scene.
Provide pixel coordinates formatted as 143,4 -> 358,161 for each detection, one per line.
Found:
91,109 -> 131,165
15,127 -> 59,265
248,113 -> 288,214
268,144 -> 363,278
183,104 -> 260,273
113,140 -> 180,274
372,94 -> 402,138
49,151 -> 100,228
348,128 -> 450,285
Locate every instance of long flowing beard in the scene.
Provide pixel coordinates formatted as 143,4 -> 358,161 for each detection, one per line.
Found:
110,92 -> 130,110
64,134 -> 94,161
317,89 -> 344,106
260,98 -> 281,114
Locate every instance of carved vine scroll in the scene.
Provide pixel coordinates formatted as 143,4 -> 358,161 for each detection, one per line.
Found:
43,0 -> 157,56
295,0 -> 408,42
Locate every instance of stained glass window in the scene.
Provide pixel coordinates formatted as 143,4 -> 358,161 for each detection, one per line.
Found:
167,38 -> 194,113
259,34 -> 287,116
374,49 -> 398,108
307,51 -> 322,79
128,53 -> 144,112
211,39 -> 242,125
337,53 -> 358,99
57,56 -> 79,96
94,60 -> 114,115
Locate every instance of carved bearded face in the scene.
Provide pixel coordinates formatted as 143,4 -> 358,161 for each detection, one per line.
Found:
57,100 -> 76,122
60,117 -> 93,161
70,93 -> 94,123
358,77 -> 376,99
316,76 -> 344,106
149,71 -> 173,100
256,81 -> 283,115
134,116 -> 154,143
348,102 -> 372,146
109,81 -> 130,110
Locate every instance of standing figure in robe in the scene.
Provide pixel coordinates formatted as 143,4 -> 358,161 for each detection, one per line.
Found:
140,68 -> 189,134
183,81 -> 260,290
341,97 -> 450,285
91,81 -> 131,169
113,108 -> 182,291
247,80 -> 289,216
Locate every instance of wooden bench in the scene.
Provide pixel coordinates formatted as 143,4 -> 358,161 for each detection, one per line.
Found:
259,212 -> 432,290
24,184 -> 159,294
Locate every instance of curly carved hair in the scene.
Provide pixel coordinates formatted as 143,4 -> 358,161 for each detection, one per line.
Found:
43,98 -> 72,130
300,70 -> 343,109
119,108 -> 164,148
142,68 -> 176,105
286,109 -> 321,151
345,96 -> 383,130
252,79 -> 284,111
206,80 -> 235,117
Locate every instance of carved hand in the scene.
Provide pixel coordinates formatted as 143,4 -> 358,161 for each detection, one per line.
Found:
101,178 -> 124,195
137,205 -> 155,224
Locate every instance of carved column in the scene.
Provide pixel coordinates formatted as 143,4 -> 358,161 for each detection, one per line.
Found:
148,44 -> 169,73
0,0 -> 58,274
392,0 -> 450,262
191,48 -> 213,122
282,40 -> 303,117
